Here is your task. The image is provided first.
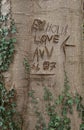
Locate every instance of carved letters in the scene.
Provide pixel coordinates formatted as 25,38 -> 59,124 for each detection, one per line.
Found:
34,34 -> 59,45
31,63 -> 40,71
31,61 -> 56,71
32,19 -> 46,31
43,61 -> 49,70
45,46 -> 53,58
32,19 -> 68,34
43,61 -> 56,71
39,49 -> 44,59
46,23 -> 68,34
31,19 -> 73,74
33,46 -> 54,61
33,47 -> 39,62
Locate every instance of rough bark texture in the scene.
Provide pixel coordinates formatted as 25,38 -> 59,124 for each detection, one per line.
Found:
3,0 -> 84,130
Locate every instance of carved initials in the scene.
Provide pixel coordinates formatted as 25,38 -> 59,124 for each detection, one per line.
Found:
39,49 -> 44,59
45,46 -> 53,58
33,46 -> 54,61
50,62 -> 56,70
43,61 -> 56,71
33,47 -> 39,62
43,61 -> 49,70
32,19 -> 46,31
31,63 -> 40,71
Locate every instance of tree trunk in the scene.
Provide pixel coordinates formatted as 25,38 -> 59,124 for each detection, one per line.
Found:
4,0 -> 83,130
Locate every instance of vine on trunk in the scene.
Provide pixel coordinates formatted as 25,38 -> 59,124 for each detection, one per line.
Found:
25,58 -> 84,130
0,1 -> 23,130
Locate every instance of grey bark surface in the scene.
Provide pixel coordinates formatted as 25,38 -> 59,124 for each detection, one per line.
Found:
4,0 -> 84,130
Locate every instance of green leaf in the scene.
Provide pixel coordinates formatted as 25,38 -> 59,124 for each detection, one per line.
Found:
11,26 -> 16,33
49,128 -> 55,130
44,87 -> 53,101
62,107 -> 67,116
3,125 -> 7,130
0,106 -> 5,111
0,121 -> 3,127
12,38 -> 16,43
67,99 -> 73,105
80,124 -> 84,130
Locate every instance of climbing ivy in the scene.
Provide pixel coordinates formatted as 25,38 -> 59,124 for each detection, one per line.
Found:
23,58 -> 30,74
28,71 -> 84,130
0,77 -> 22,130
0,0 -> 23,130
0,16 -> 16,72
